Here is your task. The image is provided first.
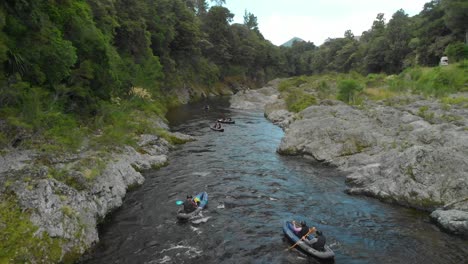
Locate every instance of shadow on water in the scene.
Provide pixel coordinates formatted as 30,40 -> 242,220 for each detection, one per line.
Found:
81,97 -> 468,264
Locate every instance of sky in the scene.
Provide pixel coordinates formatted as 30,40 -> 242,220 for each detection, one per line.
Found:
223,0 -> 429,46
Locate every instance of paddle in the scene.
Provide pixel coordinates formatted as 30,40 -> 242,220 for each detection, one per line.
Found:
286,226 -> 316,251
176,200 -> 184,205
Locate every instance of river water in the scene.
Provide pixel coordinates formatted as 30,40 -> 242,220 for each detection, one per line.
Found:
82,98 -> 468,264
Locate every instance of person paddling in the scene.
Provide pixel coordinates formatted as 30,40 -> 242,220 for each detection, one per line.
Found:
183,195 -> 198,213
288,221 -> 316,250
311,230 -> 326,251
292,220 -> 311,237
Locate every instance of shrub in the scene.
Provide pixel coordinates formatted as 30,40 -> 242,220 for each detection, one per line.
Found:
337,79 -> 363,103
286,91 -> 317,112
41,112 -> 85,152
413,65 -> 466,96
365,73 -> 386,87
445,42 -> 467,62
278,76 -> 308,92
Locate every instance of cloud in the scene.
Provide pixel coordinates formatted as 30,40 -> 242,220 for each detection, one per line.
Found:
261,13 -> 373,46
234,0 -> 428,46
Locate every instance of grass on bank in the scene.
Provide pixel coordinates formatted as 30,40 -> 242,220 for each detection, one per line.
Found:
0,84 -> 171,153
0,195 -> 63,263
278,63 -> 468,111
0,86 -> 182,264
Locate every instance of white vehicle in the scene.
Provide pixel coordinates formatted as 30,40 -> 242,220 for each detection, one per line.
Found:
440,56 -> 449,66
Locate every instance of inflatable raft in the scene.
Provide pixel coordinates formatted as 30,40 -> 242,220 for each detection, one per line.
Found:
177,192 -> 209,220
283,221 -> 335,259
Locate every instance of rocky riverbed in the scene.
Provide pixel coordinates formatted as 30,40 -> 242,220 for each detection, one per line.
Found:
0,118 -> 194,261
231,79 -> 468,237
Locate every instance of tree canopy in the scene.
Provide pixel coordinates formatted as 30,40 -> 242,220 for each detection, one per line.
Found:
0,0 -> 466,123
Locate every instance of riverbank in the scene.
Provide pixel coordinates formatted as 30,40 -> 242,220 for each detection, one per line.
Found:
0,115 -> 196,262
0,82 -> 240,262
231,77 -> 468,238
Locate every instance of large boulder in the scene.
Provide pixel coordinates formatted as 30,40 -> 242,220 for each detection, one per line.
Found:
230,80 -> 281,110
431,210 -> 468,237
264,99 -> 294,128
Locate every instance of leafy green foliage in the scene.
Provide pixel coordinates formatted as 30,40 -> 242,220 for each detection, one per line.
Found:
441,0 -> 468,37
337,79 -> 363,103
412,65 -> 467,96
384,9 -> 412,73
41,111 -> 86,152
441,96 -> 468,107
445,42 -> 468,62
286,91 -> 317,112
278,76 -> 308,92
384,64 -> 467,97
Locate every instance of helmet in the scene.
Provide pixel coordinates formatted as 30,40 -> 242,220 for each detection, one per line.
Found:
316,230 -> 322,236
194,197 -> 200,203
300,221 -> 306,226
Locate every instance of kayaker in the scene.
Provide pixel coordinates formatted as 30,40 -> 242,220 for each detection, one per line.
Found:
299,221 -> 310,238
311,230 -> 326,251
183,195 -> 198,213
292,220 -> 310,238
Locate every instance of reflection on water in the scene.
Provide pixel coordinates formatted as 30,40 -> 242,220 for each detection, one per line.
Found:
82,97 -> 468,264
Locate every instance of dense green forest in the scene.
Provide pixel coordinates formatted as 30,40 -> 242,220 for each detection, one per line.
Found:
0,0 -> 466,151
284,0 -> 467,76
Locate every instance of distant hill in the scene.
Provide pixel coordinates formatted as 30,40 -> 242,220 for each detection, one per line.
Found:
281,37 -> 305,47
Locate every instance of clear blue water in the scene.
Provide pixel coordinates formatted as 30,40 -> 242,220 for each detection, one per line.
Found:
82,98 -> 468,264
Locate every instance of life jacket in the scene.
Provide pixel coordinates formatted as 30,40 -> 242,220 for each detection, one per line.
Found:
183,199 -> 197,213
298,225 -> 310,238
312,234 -> 326,251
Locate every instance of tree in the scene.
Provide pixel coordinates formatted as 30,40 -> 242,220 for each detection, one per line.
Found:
413,0 -> 452,65
384,9 -> 413,73
372,13 -> 386,36
344,29 -> 354,39
332,30 -> 360,73
243,10 -> 259,33
185,0 -> 208,16
441,0 -> 468,39
202,6 -> 234,67
362,13 -> 388,73
211,0 -> 226,6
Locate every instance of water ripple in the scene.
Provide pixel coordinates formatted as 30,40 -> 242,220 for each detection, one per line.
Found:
83,98 -> 468,264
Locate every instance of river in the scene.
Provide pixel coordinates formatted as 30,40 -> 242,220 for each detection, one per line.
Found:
81,97 -> 468,264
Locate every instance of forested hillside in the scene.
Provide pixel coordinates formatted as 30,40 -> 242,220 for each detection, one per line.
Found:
0,0 -> 287,151
284,0 -> 467,76
0,0 -> 466,151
